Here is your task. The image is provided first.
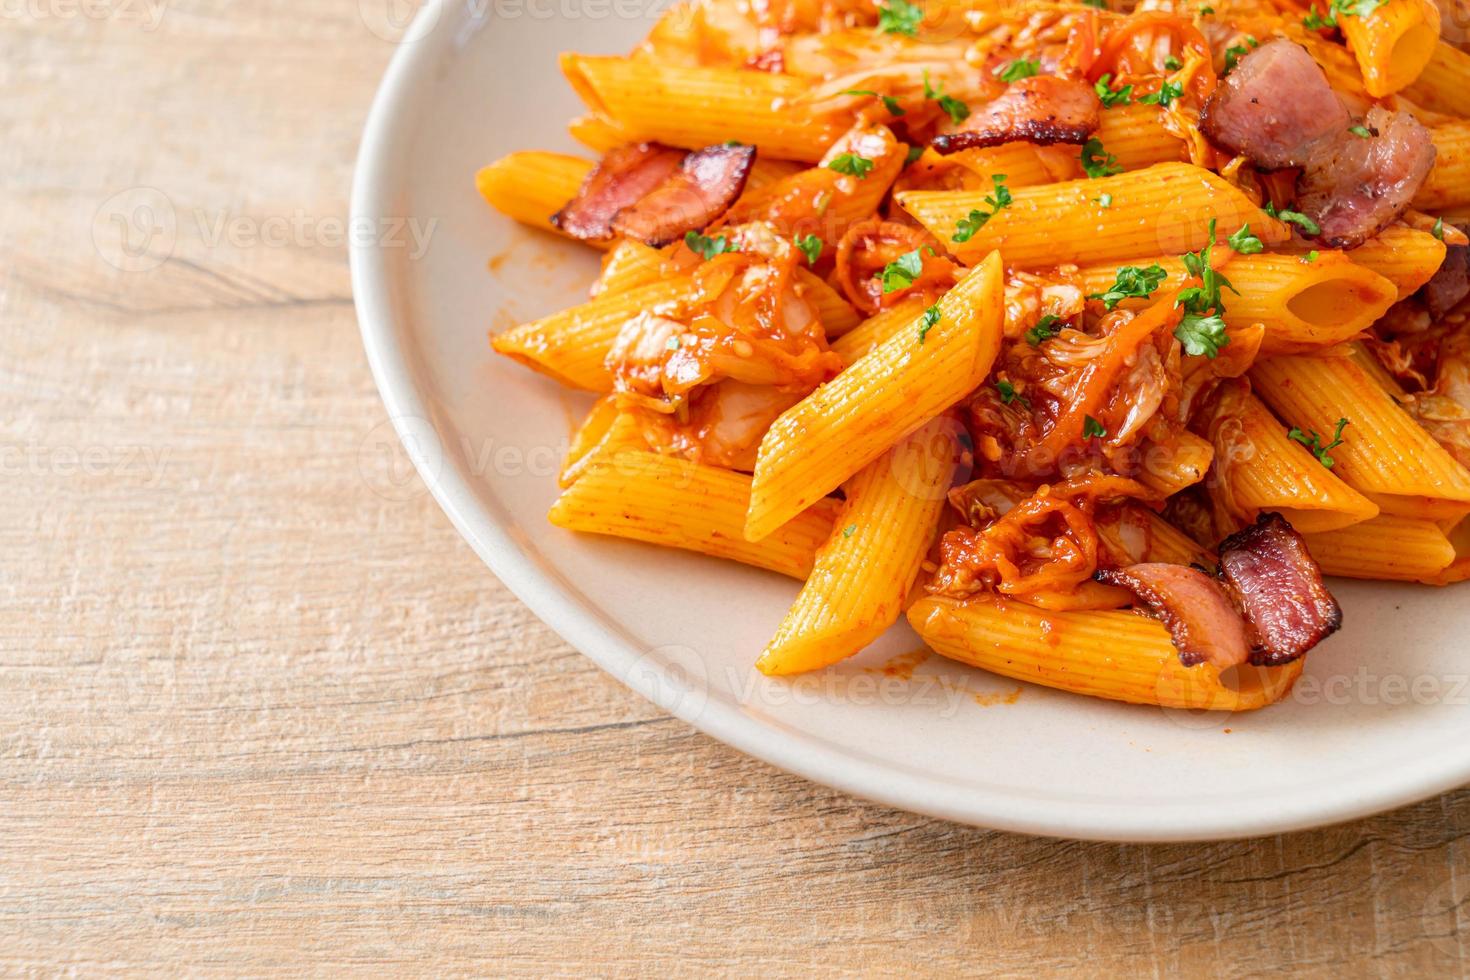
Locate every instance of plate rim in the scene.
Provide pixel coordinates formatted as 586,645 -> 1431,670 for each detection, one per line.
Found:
348,0 -> 1470,841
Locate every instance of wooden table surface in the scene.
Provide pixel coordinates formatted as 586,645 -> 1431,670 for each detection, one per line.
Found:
5,2 -> 1470,974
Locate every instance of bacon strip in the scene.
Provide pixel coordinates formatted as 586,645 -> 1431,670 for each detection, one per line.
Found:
1218,513 -> 1343,666
1096,564 -> 1253,669
1199,40 -> 1436,247
931,76 -> 1100,155
551,143 -> 686,242
1421,244 -> 1470,317
611,144 -> 756,247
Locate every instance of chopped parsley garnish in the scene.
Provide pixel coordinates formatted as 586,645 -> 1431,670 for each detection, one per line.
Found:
1300,250 -> 1320,264
1265,201 -> 1322,236
795,234 -> 823,265
1303,3 -> 1336,28
922,70 -> 970,124
877,0 -> 923,35
843,89 -> 906,117
904,145 -> 924,166
684,231 -> 733,260
1025,314 -> 1062,346
1164,55 -> 1183,70
952,174 -> 1012,243
998,59 -> 1040,83
665,335 -> 681,351
842,523 -> 858,538
828,153 -> 876,178
1094,73 -> 1134,107
1227,223 -> 1264,254
1198,4 -> 1214,14
1335,0 -> 1387,18
1097,193 -> 1113,208
1083,415 -> 1108,440
881,246 -> 933,293
1289,418 -> 1350,468
1139,80 -> 1184,107
1080,138 -> 1121,178
1173,219 -> 1236,358
1089,264 -> 1167,310
995,380 -> 1029,407
1223,35 -> 1259,73
1433,217 -> 1445,240
918,304 -> 941,344
1081,0 -> 1108,7
1348,124 -> 1373,138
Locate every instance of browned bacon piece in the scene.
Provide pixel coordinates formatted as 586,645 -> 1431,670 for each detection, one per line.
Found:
551,142 -> 686,242
1296,107 -> 1437,248
1200,40 -> 1436,247
1420,244 -> 1469,317
1096,563 -> 1254,669
1199,39 -> 1349,169
930,76 -> 1100,154
1218,513 -> 1343,667
610,144 -> 756,247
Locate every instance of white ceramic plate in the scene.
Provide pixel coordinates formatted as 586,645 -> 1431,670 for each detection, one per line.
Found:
351,0 -> 1470,841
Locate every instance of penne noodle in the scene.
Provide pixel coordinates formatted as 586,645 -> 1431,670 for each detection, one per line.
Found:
908,594 -> 1303,711
757,418 -> 958,676
1088,104 -> 1190,171
897,162 -> 1288,268
1251,352 -> 1470,514
1340,0 -> 1442,97
549,450 -> 840,579
796,268 -> 863,336
1420,516 -> 1470,584
1404,39 -> 1470,115
1075,251 -> 1398,354
591,240 -> 667,297
944,142 -> 1077,188
492,274 -> 696,391
745,253 -> 1005,542
1302,514 -> 1457,580
1205,388 -> 1380,534
1346,224 -> 1448,297
1414,120 -> 1470,212
830,297 -> 931,365
475,151 -> 594,242
561,54 -> 848,162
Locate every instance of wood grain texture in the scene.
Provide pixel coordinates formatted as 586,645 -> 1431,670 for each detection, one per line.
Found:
3,2 -> 1470,974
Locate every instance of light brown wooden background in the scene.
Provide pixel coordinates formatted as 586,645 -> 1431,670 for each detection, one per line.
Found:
4,1 -> 1470,974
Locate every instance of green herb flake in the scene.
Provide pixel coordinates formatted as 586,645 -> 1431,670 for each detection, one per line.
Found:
922,70 -> 970,124
843,89 -> 906,117
795,234 -> 823,265
842,523 -> 858,538
995,380 -> 1029,407
1025,314 -> 1062,346
684,231 -> 733,260
952,173 -> 1012,243
918,304 -> 942,344
1433,217 -> 1445,241
1300,250 -> 1320,264
827,153 -> 876,178
1288,417 -> 1350,468
1348,124 -> 1373,138
1083,415 -> 1108,440
1227,223 -> 1264,254
1094,73 -> 1134,108
1139,80 -> 1184,108
881,246 -> 933,293
1265,201 -> 1322,236
997,59 -> 1040,83
1080,138 -> 1122,178
877,0 -> 923,36
1089,264 -> 1168,310
1164,55 -> 1183,71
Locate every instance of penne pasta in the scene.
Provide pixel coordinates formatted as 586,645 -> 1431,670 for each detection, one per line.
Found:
561,54 -> 848,162
559,401 -> 647,488
1346,224 -> 1448,297
1089,104 -> 1189,171
1075,251 -> 1398,354
1135,431 -> 1213,497
549,450 -> 840,578
1414,120 -> 1470,212
1302,514 -> 1457,580
908,595 -> 1304,711
475,151 -> 594,241
1251,352 -> 1470,514
1339,0 -> 1442,97
830,297 -> 931,365
1204,387 -> 1381,534
757,417 -> 958,676
897,162 -> 1288,268
492,274 -> 696,391
745,252 -> 1004,541
1404,40 -> 1470,115
796,268 -> 863,336
591,240 -> 667,297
